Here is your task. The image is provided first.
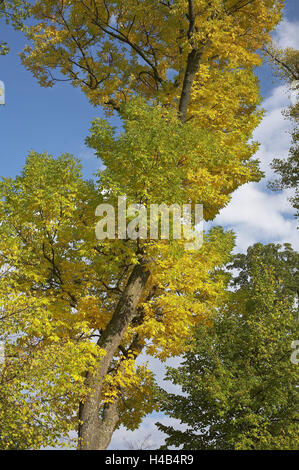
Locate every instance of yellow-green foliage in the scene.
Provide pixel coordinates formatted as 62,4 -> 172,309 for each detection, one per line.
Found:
0,149 -> 233,448
0,0 -> 286,449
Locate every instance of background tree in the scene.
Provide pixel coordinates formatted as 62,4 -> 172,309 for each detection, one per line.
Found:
0,0 -> 29,55
265,45 -> 299,217
1,0 -> 284,449
157,243 -> 299,450
124,433 -> 155,450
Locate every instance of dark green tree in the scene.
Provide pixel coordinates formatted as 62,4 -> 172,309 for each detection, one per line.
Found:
157,243 -> 299,450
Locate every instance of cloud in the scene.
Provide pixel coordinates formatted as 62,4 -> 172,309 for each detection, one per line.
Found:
253,84 -> 292,179
273,19 -> 299,49
213,183 -> 298,253
136,354 -> 183,394
110,416 -> 186,450
209,75 -> 298,254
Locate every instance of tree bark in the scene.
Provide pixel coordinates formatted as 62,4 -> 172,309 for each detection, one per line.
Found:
78,2 -> 204,449
178,48 -> 202,122
78,260 -> 150,450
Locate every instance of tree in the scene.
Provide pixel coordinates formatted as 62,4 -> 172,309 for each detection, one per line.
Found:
0,0 -> 29,55
0,125 -> 235,450
157,243 -> 299,450
1,1 -> 284,449
0,152 -> 102,449
265,45 -> 299,216
124,433 -> 155,450
19,0 -> 282,123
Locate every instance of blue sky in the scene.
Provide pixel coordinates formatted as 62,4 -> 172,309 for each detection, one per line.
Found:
0,16 -> 107,180
0,0 -> 298,450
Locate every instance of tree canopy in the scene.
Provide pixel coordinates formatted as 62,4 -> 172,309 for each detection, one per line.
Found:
266,45 -> 299,217
0,0 -> 288,450
0,149 -> 234,449
0,0 -> 29,54
157,243 -> 299,450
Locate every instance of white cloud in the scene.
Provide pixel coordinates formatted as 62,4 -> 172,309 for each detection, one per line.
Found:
109,416 -> 186,450
136,354 -> 183,394
213,183 -> 298,253
253,85 -> 292,179
210,78 -> 298,254
273,19 -> 299,49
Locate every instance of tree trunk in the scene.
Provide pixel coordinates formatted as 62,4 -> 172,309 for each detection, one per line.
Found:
178,48 -> 202,122
78,260 -> 150,450
78,5 -> 204,446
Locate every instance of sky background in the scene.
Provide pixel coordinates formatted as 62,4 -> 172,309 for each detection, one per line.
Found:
0,0 -> 298,450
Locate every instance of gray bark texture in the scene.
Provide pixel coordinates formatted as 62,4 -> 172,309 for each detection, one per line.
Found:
78,261 -> 150,450
78,1 -> 203,449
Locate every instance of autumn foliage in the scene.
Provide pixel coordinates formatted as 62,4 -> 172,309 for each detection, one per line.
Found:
0,0 -> 286,449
